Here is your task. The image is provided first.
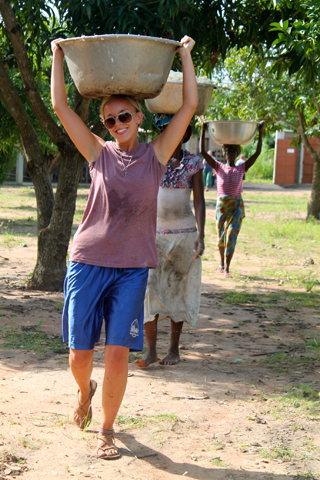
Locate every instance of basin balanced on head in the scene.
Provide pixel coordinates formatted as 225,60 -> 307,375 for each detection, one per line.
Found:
51,34 -> 198,459
201,121 -> 264,278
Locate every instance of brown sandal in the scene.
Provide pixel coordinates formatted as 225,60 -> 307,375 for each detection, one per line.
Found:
97,429 -> 120,460
73,379 -> 97,430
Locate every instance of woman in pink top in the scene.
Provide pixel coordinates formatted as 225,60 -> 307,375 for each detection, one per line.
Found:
51,35 -> 198,459
201,122 -> 264,277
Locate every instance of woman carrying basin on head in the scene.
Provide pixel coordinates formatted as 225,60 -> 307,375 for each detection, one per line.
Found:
51,35 -> 198,459
135,114 -> 205,368
200,121 -> 264,278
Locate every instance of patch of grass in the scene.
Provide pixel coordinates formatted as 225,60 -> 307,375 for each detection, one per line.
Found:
293,471 -> 318,479
264,352 -> 314,366
210,457 -> 229,467
0,323 -> 68,355
222,289 -> 320,310
284,383 -> 319,401
259,441 -> 294,461
54,301 -> 64,313
0,220 -> 16,247
21,438 -> 40,450
306,337 -> 320,351
262,269 -> 319,293
222,291 -> 257,305
267,384 -> 320,419
116,413 -> 178,430
283,292 -> 320,309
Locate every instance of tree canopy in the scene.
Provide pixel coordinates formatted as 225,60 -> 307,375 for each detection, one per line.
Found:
270,0 -> 320,83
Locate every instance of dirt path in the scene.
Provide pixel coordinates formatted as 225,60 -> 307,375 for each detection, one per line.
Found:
0,240 -> 319,480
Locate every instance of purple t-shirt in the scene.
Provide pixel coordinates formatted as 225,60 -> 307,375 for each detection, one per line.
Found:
70,141 -> 166,268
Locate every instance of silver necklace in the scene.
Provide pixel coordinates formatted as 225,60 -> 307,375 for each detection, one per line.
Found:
118,151 -> 133,177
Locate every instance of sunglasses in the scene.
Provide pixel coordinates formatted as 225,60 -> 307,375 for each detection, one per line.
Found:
103,111 -> 138,129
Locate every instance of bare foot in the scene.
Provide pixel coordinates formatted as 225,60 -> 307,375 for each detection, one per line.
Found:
135,352 -> 158,368
159,351 -> 180,365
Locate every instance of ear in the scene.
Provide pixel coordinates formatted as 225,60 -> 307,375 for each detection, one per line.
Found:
137,111 -> 144,125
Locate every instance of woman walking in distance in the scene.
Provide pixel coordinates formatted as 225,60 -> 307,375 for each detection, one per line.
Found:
200,121 -> 264,278
51,36 -> 197,459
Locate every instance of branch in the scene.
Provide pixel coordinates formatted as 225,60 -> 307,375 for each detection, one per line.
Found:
276,117 -> 299,131
313,93 -> 320,116
91,119 -> 107,138
73,90 -> 91,122
0,59 -> 44,164
296,106 -> 317,160
0,0 -> 66,146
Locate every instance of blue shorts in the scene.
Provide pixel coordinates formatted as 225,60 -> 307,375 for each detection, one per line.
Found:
62,262 -> 149,351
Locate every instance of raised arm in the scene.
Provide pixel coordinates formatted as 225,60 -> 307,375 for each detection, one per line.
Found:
200,122 -> 217,170
244,121 -> 265,171
51,40 -> 104,164
152,36 -> 198,165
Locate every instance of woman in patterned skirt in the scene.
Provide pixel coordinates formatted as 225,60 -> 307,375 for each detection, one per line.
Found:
200,121 -> 264,278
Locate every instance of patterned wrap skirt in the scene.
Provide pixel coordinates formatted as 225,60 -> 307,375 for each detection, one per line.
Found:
216,195 -> 245,256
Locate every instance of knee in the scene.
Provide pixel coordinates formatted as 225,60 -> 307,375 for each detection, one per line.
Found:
70,349 -> 93,369
105,346 -> 129,373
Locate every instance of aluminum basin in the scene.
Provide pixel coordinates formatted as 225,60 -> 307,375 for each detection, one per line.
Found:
57,35 -> 181,100
145,77 -> 215,115
208,121 -> 259,145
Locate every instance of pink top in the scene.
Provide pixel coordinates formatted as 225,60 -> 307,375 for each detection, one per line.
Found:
215,161 -> 245,197
70,141 -> 166,269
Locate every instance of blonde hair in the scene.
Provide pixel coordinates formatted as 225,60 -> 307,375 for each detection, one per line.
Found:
100,95 -> 141,123
222,144 -> 241,156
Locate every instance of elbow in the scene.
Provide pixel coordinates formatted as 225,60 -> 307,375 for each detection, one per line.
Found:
189,97 -> 198,113
183,92 -> 198,113
52,101 -> 58,112
52,100 -> 65,117
51,96 -> 60,113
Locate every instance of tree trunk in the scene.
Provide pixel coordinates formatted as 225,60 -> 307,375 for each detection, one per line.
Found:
307,156 -> 320,220
27,150 -> 85,291
296,107 -> 320,220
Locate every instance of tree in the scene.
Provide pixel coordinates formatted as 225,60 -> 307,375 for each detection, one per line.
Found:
0,0 -> 294,291
269,0 -> 320,218
0,1 -> 94,290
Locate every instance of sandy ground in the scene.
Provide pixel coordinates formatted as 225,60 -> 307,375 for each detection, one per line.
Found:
0,185 -> 319,480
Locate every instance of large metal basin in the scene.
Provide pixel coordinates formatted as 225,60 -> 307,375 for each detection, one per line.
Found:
57,35 -> 181,100
145,74 -> 215,115
208,120 -> 259,145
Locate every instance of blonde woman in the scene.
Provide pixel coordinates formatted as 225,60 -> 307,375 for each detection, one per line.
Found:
51,36 -> 198,459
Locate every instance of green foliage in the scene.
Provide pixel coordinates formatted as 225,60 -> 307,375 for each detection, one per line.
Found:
55,0 -> 287,72
206,46 -> 320,136
244,141 -> 275,181
0,149 -> 17,185
270,0 -> 320,83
